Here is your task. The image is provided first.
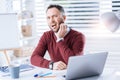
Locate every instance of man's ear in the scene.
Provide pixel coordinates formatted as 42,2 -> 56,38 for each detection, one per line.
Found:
63,15 -> 66,21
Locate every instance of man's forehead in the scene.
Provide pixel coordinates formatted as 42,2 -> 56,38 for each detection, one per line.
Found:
47,8 -> 60,13
46,8 -> 61,16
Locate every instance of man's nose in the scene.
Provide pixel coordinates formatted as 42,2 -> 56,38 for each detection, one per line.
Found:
50,17 -> 55,23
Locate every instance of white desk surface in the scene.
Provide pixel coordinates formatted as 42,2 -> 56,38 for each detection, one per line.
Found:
0,67 -> 120,80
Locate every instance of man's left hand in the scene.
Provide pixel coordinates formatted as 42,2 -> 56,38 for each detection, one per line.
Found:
53,61 -> 67,70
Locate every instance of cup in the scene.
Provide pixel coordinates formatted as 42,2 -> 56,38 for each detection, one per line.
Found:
9,64 -> 20,79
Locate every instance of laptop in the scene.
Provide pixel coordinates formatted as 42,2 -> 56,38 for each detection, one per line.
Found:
65,52 -> 108,80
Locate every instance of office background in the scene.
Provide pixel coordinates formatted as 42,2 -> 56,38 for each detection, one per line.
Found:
0,0 -> 120,69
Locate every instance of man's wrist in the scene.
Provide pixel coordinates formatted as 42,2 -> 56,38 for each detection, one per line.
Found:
49,61 -> 54,70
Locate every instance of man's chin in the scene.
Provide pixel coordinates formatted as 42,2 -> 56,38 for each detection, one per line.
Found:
52,29 -> 58,33
53,30 -> 57,33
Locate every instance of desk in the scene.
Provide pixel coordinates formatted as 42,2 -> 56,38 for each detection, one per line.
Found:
0,66 -> 65,80
0,67 -> 120,80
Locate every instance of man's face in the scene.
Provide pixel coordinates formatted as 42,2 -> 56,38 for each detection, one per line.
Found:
46,7 -> 66,33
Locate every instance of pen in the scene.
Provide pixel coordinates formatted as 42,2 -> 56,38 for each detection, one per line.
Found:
34,71 -> 43,77
40,72 -> 52,77
34,72 -> 52,77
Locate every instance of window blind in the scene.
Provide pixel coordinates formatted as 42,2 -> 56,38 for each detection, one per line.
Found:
35,0 -> 100,36
112,0 -> 120,12
112,0 -> 120,19
34,0 -> 120,69
34,0 -> 48,36
107,0 -> 120,69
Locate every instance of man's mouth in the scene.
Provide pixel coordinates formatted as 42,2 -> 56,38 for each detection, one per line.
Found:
51,24 -> 56,27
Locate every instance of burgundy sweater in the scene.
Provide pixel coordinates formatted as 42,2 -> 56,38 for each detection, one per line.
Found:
30,29 -> 85,68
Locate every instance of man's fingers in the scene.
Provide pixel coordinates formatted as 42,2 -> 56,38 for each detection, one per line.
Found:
53,61 -> 67,70
60,23 -> 67,32
57,63 -> 66,70
58,23 -> 67,37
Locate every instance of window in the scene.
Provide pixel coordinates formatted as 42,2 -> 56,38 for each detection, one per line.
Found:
112,0 -> 120,19
34,0 -> 120,69
112,0 -> 120,12
34,0 -> 47,36
35,0 -> 100,36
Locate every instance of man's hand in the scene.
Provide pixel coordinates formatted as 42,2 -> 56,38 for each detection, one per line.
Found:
53,61 -> 67,70
57,23 -> 67,38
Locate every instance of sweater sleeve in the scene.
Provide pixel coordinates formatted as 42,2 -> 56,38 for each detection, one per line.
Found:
30,33 -> 50,68
56,33 -> 85,64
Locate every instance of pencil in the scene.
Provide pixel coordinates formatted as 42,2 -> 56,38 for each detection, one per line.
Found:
37,76 -> 56,78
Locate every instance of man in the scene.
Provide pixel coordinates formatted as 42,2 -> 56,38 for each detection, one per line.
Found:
31,4 -> 85,70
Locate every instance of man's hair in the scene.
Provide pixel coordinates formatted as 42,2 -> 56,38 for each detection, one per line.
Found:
46,4 -> 65,15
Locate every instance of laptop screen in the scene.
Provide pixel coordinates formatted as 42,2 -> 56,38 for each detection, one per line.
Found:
66,52 -> 108,80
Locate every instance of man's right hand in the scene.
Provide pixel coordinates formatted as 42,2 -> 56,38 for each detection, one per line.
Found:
53,61 -> 67,70
56,23 -> 67,38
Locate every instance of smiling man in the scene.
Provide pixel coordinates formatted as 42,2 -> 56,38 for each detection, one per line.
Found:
30,4 -> 85,70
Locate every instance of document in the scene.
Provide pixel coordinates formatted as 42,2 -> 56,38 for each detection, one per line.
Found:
0,64 -> 35,77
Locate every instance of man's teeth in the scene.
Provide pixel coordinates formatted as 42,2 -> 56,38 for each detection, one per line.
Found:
52,25 -> 56,27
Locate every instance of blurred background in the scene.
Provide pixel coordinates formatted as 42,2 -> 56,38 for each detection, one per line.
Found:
0,0 -> 120,70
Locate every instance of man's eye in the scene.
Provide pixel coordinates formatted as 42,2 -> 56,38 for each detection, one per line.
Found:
54,15 -> 58,17
47,17 -> 50,20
